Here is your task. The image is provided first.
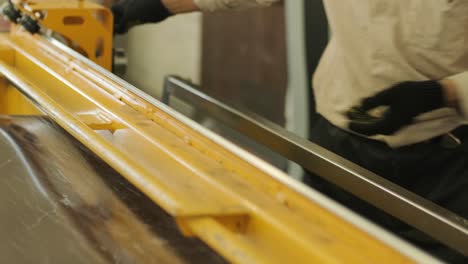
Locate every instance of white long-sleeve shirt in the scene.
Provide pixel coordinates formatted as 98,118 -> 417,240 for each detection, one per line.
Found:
194,0 -> 468,147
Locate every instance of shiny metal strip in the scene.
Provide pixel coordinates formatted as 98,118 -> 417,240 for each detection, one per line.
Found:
161,75 -> 468,256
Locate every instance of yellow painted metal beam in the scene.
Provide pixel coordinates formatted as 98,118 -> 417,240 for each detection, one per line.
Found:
0,32 -> 424,263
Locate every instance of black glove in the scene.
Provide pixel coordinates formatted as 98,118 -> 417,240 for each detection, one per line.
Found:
347,80 -> 445,136
112,0 -> 172,34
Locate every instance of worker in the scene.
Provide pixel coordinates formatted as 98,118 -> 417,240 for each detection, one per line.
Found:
112,0 -> 468,262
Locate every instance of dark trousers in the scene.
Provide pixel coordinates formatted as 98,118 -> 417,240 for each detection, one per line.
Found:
304,114 -> 468,263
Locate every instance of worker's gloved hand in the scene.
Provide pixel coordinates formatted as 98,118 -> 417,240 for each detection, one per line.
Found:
112,0 -> 172,34
347,80 -> 445,136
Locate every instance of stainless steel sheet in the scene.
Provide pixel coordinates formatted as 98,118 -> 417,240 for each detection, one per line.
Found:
0,116 -> 225,264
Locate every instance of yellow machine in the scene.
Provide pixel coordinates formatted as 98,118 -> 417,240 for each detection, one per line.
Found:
0,1 -> 453,263
2,0 -> 113,69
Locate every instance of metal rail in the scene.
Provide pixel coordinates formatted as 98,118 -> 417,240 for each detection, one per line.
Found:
162,75 -> 468,257
43,37 -> 442,263
1,33 -> 436,263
